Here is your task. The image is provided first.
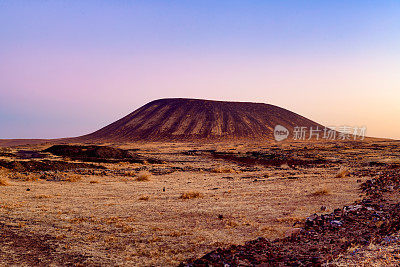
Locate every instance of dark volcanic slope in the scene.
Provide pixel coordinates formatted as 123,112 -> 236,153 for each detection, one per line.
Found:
79,98 -> 323,142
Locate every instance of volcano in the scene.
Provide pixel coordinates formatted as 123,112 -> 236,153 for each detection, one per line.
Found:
78,98 -> 323,142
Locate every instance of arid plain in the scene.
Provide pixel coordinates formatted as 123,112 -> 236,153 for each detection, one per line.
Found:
1,140 -> 400,266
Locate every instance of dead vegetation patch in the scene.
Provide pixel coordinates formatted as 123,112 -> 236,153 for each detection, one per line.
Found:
64,174 -> 82,183
138,195 -> 150,201
136,172 -> 151,181
336,166 -> 351,178
310,187 -> 331,196
0,168 -> 11,186
180,191 -> 202,199
0,177 -> 11,186
211,166 -> 236,173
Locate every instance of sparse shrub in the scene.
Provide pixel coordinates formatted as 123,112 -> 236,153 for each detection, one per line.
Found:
0,147 -> 11,153
280,163 -> 290,169
211,166 -> 236,173
225,220 -> 238,228
180,191 -> 202,199
336,166 -> 350,178
7,170 -> 40,182
276,216 -> 305,224
310,187 -> 331,196
65,174 -> 82,182
0,177 -> 10,186
23,173 -> 40,181
136,171 -> 151,181
167,230 -> 185,237
138,195 -> 150,201
346,243 -> 361,253
0,168 -> 11,186
121,225 -> 135,233
125,170 -> 136,177
33,194 -> 51,199
68,217 -> 87,224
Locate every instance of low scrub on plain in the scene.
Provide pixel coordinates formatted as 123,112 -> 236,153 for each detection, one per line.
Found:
211,166 -> 236,174
65,174 -> 82,182
0,177 -> 11,186
336,166 -> 350,178
138,195 -> 150,201
310,187 -> 331,196
136,171 -> 151,181
180,191 -> 202,199
0,168 -> 11,186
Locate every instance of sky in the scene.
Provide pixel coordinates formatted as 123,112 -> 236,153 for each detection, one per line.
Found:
1,1 -> 399,139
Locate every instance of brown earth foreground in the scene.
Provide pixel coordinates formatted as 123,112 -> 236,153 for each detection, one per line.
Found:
0,140 -> 399,266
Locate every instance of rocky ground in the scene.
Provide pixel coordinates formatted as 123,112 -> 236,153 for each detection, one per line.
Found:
182,168 -> 400,266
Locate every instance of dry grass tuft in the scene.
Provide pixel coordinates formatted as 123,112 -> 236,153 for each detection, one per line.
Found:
225,220 -> 239,228
65,174 -> 82,182
280,163 -> 290,169
136,171 -> 151,181
0,168 -> 11,186
180,191 -> 202,199
310,187 -> 331,196
0,147 -> 11,153
211,166 -> 236,173
124,170 -> 136,177
336,166 -> 350,178
7,171 -> 38,181
138,195 -> 150,201
0,177 -> 11,186
276,216 -> 305,224
346,243 -> 361,253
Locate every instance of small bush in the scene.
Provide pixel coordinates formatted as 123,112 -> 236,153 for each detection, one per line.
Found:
136,172 -> 151,181
65,174 -> 82,182
280,163 -> 290,169
225,220 -> 239,228
138,195 -> 150,201
23,173 -> 40,181
180,191 -> 202,199
0,147 -> 11,153
0,177 -> 10,186
336,166 -> 350,178
346,243 -> 361,253
310,187 -> 330,196
276,216 -> 305,224
211,166 -> 236,173
7,170 -> 40,181
0,168 -> 11,186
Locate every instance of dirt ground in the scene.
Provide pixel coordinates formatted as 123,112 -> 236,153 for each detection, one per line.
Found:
0,140 -> 399,266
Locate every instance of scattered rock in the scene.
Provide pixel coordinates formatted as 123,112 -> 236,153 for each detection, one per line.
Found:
181,169 -> 400,266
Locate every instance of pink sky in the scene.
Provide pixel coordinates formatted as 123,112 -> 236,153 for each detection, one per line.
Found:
1,1 -> 399,139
